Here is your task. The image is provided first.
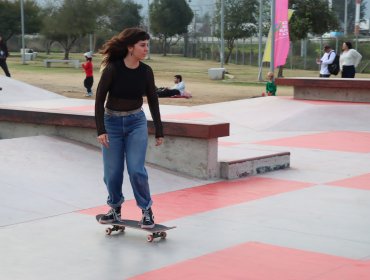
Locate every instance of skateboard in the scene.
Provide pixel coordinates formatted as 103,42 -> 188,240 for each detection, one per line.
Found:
96,214 -> 176,242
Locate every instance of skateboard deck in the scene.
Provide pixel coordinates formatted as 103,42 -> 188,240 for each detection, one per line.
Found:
96,214 -> 176,242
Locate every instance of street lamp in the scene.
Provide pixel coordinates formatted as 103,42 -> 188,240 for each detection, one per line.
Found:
270,0 -> 276,72
147,0 -> 151,59
354,0 -> 361,49
257,0 -> 263,81
20,0 -> 26,64
220,0 -> 225,68
344,0 -> 348,35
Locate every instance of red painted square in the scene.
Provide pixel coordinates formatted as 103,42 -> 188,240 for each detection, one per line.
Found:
255,131 -> 370,153
315,261 -> 370,280
78,177 -> 312,222
128,242 -> 370,280
162,112 -> 213,120
327,173 -> 370,191
218,141 -> 242,147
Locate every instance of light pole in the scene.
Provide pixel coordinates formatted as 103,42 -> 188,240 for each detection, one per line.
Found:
344,0 -> 348,36
354,0 -> 361,49
220,0 -> 225,68
257,0 -> 263,81
270,0 -> 276,72
147,0 -> 151,59
20,0 -> 26,64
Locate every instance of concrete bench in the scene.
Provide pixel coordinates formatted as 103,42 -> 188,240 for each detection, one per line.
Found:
44,59 -> 80,69
0,106 -> 229,179
275,77 -> 370,103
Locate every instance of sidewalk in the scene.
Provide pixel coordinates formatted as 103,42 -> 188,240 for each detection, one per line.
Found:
1,76 -> 370,279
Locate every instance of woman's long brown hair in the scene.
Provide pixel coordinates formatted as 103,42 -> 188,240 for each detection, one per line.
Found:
99,27 -> 150,68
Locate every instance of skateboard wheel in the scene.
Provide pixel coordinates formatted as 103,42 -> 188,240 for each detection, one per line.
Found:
147,235 -> 154,242
160,232 -> 167,239
105,228 -> 112,235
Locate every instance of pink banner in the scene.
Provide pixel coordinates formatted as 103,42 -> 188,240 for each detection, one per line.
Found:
274,0 -> 290,67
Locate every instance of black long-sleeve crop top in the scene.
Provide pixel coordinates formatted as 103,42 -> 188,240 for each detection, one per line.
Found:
94,60 -> 163,138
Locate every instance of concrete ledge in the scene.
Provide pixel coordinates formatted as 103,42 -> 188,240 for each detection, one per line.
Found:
220,152 -> 290,179
275,77 -> 370,103
0,106 -> 290,180
0,106 -> 229,179
0,107 -> 95,128
44,59 -> 80,69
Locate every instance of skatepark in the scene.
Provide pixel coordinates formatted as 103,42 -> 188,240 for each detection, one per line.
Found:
1,75 -> 370,279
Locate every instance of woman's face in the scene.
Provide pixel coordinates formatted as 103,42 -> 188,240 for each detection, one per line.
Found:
129,40 -> 149,60
342,42 -> 348,51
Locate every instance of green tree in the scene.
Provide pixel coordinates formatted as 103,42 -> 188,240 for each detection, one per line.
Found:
0,0 -> 42,41
214,0 -> 259,64
41,0 -> 100,59
102,0 -> 143,34
289,0 -> 339,40
150,0 -> 193,56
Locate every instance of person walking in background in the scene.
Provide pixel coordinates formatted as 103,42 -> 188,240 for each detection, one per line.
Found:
340,41 -> 362,78
316,45 -> 336,78
95,28 -> 164,229
262,72 -> 277,96
82,52 -> 94,97
0,35 -> 11,77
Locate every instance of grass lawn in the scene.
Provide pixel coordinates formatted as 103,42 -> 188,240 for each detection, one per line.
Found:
6,52 -> 366,106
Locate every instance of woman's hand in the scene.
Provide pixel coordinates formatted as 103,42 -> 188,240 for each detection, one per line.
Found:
97,133 -> 109,148
155,137 -> 164,146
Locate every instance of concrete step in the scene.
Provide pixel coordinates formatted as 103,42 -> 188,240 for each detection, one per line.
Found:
219,151 -> 290,179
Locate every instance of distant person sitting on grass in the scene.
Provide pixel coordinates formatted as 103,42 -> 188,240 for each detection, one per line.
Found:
262,72 -> 277,96
82,52 -> 94,97
156,74 -> 192,98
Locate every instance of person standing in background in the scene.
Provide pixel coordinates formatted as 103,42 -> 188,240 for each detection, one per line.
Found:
82,52 -> 94,97
316,45 -> 336,78
340,41 -> 362,78
0,35 -> 11,77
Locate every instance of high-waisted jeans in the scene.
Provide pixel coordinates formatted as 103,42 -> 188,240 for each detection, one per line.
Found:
102,109 -> 152,210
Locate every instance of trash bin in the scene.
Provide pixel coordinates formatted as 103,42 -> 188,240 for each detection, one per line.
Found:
208,68 -> 225,80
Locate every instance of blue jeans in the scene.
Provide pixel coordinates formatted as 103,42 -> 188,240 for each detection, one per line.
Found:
102,110 -> 153,210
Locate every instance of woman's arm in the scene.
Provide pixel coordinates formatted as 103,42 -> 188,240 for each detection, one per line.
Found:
95,64 -> 114,136
145,66 -> 163,138
352,49 -> 362,68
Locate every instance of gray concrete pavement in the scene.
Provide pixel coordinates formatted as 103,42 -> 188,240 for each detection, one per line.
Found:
1,75 -> 370,279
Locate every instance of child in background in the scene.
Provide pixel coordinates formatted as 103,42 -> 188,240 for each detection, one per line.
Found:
82,52 -> 94,97
262,72 -> 277,96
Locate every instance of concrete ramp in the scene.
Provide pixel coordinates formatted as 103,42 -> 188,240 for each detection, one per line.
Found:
0,76 -> 94,109
0,75 -> 64,104
0,135 -> 208,227
0,135 -> 105,226
1,76 -> 370,280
